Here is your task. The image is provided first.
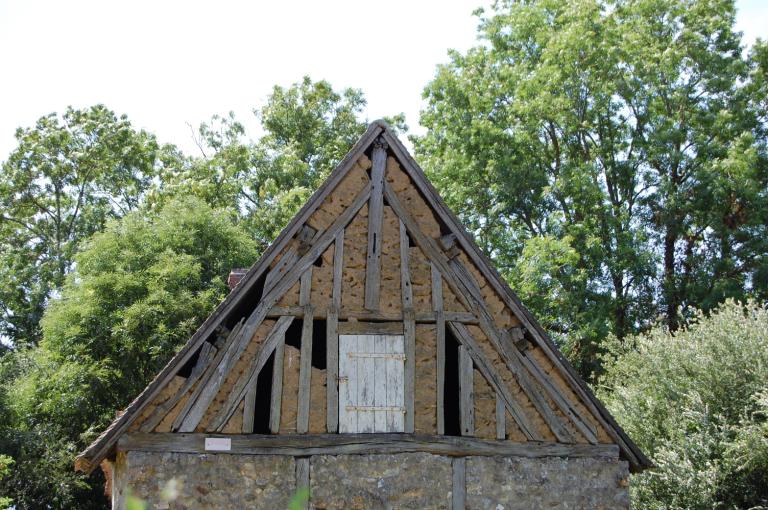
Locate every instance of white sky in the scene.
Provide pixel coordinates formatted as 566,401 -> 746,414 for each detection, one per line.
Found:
0,0 -> 765,159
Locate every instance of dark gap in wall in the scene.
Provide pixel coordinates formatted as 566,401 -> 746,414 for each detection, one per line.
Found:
224,271 -> 266,331
285,318 -> 303,350
312,319 -> 327,370
176,344 -> 203,378
313,255 -> 323,268
444,327 -> 461,436
407,232 -> 415,247
252,351 -> 274,433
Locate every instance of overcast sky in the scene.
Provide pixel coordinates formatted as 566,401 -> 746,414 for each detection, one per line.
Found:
0,0 -> 765,158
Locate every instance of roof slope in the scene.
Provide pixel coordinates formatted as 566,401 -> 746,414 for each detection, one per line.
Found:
75,121 -> 651,473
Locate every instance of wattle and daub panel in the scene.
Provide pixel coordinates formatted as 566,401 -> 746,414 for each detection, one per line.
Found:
129,146 -> 611,447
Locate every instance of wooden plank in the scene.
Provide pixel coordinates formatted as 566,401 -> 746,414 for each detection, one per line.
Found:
208,316 -> 295,431
296,457 -> 310,510
338,335 -> 357,433
399,220 -> 414,310
459,345 -> 474,436
119,432 -> 621,459
269,340 -> 286,434
385,335 -> 405,432
356,335 -> 375,432
448,321 -> 539,441
173,320 -> 244,432
373,336 -> 388,432
326,229 -> 343,433
140,341 -> 215,432
432,263 -> 446,435
399,219 -> 416,433
181,182 -> 372,433
364,139 -> 388,310
496,394 -> 506,440
452,457 -> 466,510
264,247 -> 297,295
338,321 -> 403,335
297,304 -> 314,434
242,385 -> 256,434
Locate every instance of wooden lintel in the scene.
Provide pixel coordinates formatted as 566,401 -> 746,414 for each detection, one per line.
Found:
118,432 -> 620,459
267,306 -> 477,324
364,138 -> 387,310
338,321 -> 404,335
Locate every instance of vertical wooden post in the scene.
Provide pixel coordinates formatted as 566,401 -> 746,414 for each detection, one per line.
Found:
327,229 -> 343,433
452,457 -> 466,510
459,345 -> 474,436
495,393 -> 506,440
296,457 -> 310,510
364,138 -> 388,310
399,220 -> 415,433
432,263 -> 446,435
268,340 -> 286,434
242,385 -> 257,433
297,268 -> 313,434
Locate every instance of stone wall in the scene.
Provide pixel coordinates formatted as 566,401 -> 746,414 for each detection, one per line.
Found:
113,450 -> 629,509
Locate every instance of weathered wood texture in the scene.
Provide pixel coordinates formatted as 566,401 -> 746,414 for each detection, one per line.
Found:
364,139 -> 387,310
119,432 -> 620,459
459,345 -> 475,436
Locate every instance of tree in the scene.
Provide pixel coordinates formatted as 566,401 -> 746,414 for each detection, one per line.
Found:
415,0 -> 768,377
599,300 -> 768,509
155,77 -> 406,249
0,105 -> 181,347
0,197 -> 258,509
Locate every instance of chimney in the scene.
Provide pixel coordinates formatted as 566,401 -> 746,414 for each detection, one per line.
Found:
227,268 -> 248,291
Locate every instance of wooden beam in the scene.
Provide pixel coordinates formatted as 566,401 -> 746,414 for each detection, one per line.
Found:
119,432 -> 620,459
269,339 -> 286,434
242,385 -> 256,434
297,305 -> 314,434
459,345 -> 474,436
364,138 -> 388,310
268,306 -> 477,324
264,247 -> 298,295
452,457 -> 466,510
296,457 -> 310,510
496,394 -> 506,440
208,316 -> 295,431
140,341 -> 215,432
400,219 -> 415,433
338,321 -> 404,335
432,263 -> 446,435
327,229 -> 343,433
179,182 -> 372,433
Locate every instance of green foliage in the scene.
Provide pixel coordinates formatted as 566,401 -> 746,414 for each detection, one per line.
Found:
0,197 -> 257,508
155,76 -> 406,249
599,300 -> 768,509
415,0 -> 768,377
0,105 -> 182,347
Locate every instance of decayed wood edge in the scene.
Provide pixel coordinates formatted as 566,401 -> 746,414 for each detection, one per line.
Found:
364,139 -> 387,310
381,127 -> 650,471
384,183 -> 565,441
452,457 -> 466,510
431,263 -> 446,435
448,321 -> 538,440
268,306 -> 477,324
297,307 -> 314,433
496,394 -> 506,440
172,320 -> 245,432
269,339 -> 286,434
458,345 -> 474,437
326,229 -> 343,433
337,321 -> 404,335
296,457 -> 310,510
117,432 -> 621,459
75,123 -> 384,473
399,220 -> 416,433
139,341 -> 215,433
184,183 -> 372,433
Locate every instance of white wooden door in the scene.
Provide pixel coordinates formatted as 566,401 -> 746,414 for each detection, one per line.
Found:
338,334 -> 405,433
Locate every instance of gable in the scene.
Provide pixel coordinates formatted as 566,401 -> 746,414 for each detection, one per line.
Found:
76,121 -> 651,474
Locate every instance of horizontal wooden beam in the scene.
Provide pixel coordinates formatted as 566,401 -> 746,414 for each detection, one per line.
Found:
338,321 -> 404,335
118,432 -> 619,460
268,306 -> 477,324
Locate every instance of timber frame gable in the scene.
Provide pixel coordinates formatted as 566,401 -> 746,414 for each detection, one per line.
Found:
75,121 -> 651,474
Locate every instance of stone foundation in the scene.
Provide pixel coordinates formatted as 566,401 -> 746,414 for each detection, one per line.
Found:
113,450 -> 629,509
